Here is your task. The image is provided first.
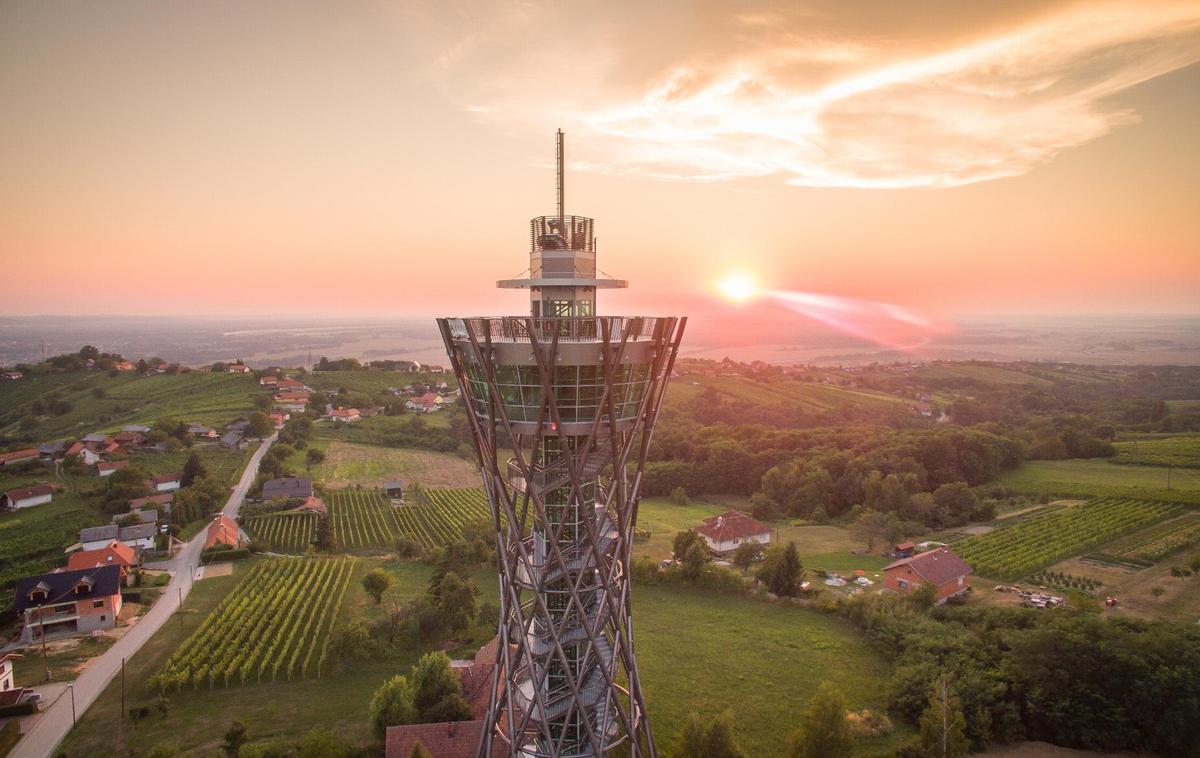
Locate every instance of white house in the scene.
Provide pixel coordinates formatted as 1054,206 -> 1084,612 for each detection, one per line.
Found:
2,484 -> 54,510
0,652 -> 18,691
97,460 -> 128,477
693,510 -> 773,557
78,523 -> 157,552
147,473 -> 182,492
405,392 -> 444,413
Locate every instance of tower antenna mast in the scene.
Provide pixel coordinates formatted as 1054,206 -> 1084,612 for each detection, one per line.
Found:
556,129 -> 565,227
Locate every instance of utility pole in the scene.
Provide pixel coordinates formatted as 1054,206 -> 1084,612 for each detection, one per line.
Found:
121,657 -> 126,719
177,586 -> 183,629
41,617 -> 50,682
68,682 -> 76,726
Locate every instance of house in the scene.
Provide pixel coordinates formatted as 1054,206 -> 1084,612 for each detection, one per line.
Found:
112,430 -> 147,447
275,378 -> 307,392
204,514 -> 247,550
269,411 -> 289,429
0,448 -> 40,469
1,371 -> 23,381
2,484 -> 54,510
405,392 -> 443,413
883,547 -> 973,604
186,423 -> 218,439
97,460 -> 129,477
227,419 -> 250,432
122,425 -> 152,433
81,433 -> 114,450
893,542 -> 916,559
146,473 -> 182,492
0,652 -> 19,692
66,441 -> 102,466
693,510 -> 772,557
37,439 -> 71,459
112,507 -> 158,526
14,564 -> 123,643
290,496 -> 326,515
261,476 -> 313,501
226,362 -> 251,374
219,431 -> 246,450
128,492 -> 174,512
67,540 -> 138,584
384,480 -> 404,500
274,393 -> 309,413
384,721 -> 504,758
327,407 -> 361,422
259,376 -> 279,387
78,522 -> 157,551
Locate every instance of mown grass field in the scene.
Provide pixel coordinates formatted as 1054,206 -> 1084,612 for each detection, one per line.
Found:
60,556 -> 901,757
316,441 -> 478,488
0,371 -> 259,442
665,374 -> 908,414
997,459 -> 1200,503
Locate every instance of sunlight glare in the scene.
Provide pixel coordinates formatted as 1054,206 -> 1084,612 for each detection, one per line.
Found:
717,272 -> 760,303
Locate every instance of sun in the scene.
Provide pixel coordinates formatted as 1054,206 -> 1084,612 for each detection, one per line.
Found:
716,271 -> 760,303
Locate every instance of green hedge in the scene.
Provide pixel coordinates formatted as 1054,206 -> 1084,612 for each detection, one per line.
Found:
202,547 -> 251,562
0,701 -> 37,718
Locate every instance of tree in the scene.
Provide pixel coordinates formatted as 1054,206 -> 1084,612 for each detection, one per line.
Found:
181,452 -> 207,488
410,651 -> 472,723
252,394 -> 272,411
669,710 -> 746,758
756,541 -> 803,597
681,540 -> 708,580
305,448 -> 325,470
436,571 -> 478,632
670,486 -> 689,505
788,681 -> 853,758
732,541 -> 764,573
313,514 -> 335,551
362,568 -> 393,604
296,728 -> 353,758
222,721 -> 248,757
918,676 -> 969,758
247,411 -> 273,438
672,529 -> 706,561
850,508 -> 901,552
369,675 -> 416,740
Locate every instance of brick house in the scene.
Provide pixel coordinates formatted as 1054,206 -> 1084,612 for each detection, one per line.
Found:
883,547 -> 973,604
204,514 -> 248,550
14,564 -> 123,643
693,510 -> 772,557
67,540 -> 139,585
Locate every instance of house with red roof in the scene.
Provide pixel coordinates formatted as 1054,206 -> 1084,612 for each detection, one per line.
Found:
2,484 -> 55,510
97,459 -> 129,477
67,540 -> 138,585
204,514 -> 247,550
146,473 -> 182,492
693,510 -> 772,557
327,407 -> 361,422
385,721 -> 504,758
405,392 -> 443,413
269,411 -> 290,428
883,547 -> 973,604
0,448 -> 40,469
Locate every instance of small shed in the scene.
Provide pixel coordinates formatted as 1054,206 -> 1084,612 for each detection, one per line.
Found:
384,481 -> 405,500
894,541 -> 915,559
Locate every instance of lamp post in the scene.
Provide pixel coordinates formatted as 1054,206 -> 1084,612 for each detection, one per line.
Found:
67,682 -> 76,726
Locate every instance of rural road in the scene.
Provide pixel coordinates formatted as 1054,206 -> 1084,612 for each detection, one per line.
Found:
11,434 -> 276,758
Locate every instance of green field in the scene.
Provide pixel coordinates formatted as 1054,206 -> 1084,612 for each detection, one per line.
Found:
61,556 -> 900,757
315,441 -> 478,488
665,374 -> 908,415
998,459 -> 1200,503
133,447 -> 250,484
301,369 -> 435,396
0,371 -> 259,442
955,497 -> 1180,579
1113,433 -> 1200,467
0,489 -> 106,594
1091,513 -> 1200,566
153,556 -> 354,689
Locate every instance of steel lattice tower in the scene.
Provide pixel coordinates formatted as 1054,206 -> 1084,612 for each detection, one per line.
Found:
437,131 -> 684,758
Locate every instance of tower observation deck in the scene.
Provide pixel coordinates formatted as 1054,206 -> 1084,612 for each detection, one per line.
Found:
437,131 -> 685,757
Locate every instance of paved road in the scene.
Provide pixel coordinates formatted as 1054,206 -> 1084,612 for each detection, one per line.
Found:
11,434 -> 276,758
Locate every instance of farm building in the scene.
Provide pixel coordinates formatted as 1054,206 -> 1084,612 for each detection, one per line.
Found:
883,547 -> 973,604
261,476 -> 313,501
2,484 -> 54,510
14,564 -> 123,643
693,510 -> 772,557
97,460 -> 129,477
128,493 -> 174,512
384,480 -> 405,500
0,448 -> 40,469
146,473 -> 182,492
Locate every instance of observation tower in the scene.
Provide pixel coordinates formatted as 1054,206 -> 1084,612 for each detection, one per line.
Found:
437,131 -> 685,757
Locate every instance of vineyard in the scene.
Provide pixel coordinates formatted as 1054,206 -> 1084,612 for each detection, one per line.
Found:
151,557 -> 354,690
955,497 -> 1180,579
243,487 -> 494,553
1092,513 -> 1200,566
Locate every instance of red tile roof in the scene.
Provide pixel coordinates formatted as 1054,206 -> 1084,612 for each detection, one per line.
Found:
3,484 -> 55,503
147,473 -> 181,486
0,448 -> 39,465
205,514 -> 244,550
67,540 -> 137,572
694,510 -> 771,542
384,721 -> 504,758
97,460 -> 129,472
129,493 -> 174,509
884,547 -> 973,586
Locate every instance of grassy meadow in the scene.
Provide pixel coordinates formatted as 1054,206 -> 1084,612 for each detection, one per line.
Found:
314,441 -> 478,488
998,458 -> 1200,503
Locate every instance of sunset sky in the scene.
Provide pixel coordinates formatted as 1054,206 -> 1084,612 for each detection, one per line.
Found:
2,0 -> 1198,321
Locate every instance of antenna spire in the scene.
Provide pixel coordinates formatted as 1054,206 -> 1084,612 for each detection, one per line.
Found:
556,129 -> 565,226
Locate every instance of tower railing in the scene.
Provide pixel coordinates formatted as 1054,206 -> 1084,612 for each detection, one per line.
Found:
448,316 -> 665,343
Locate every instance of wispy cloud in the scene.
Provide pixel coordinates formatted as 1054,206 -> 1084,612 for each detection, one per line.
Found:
401,1 -> 1200,188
